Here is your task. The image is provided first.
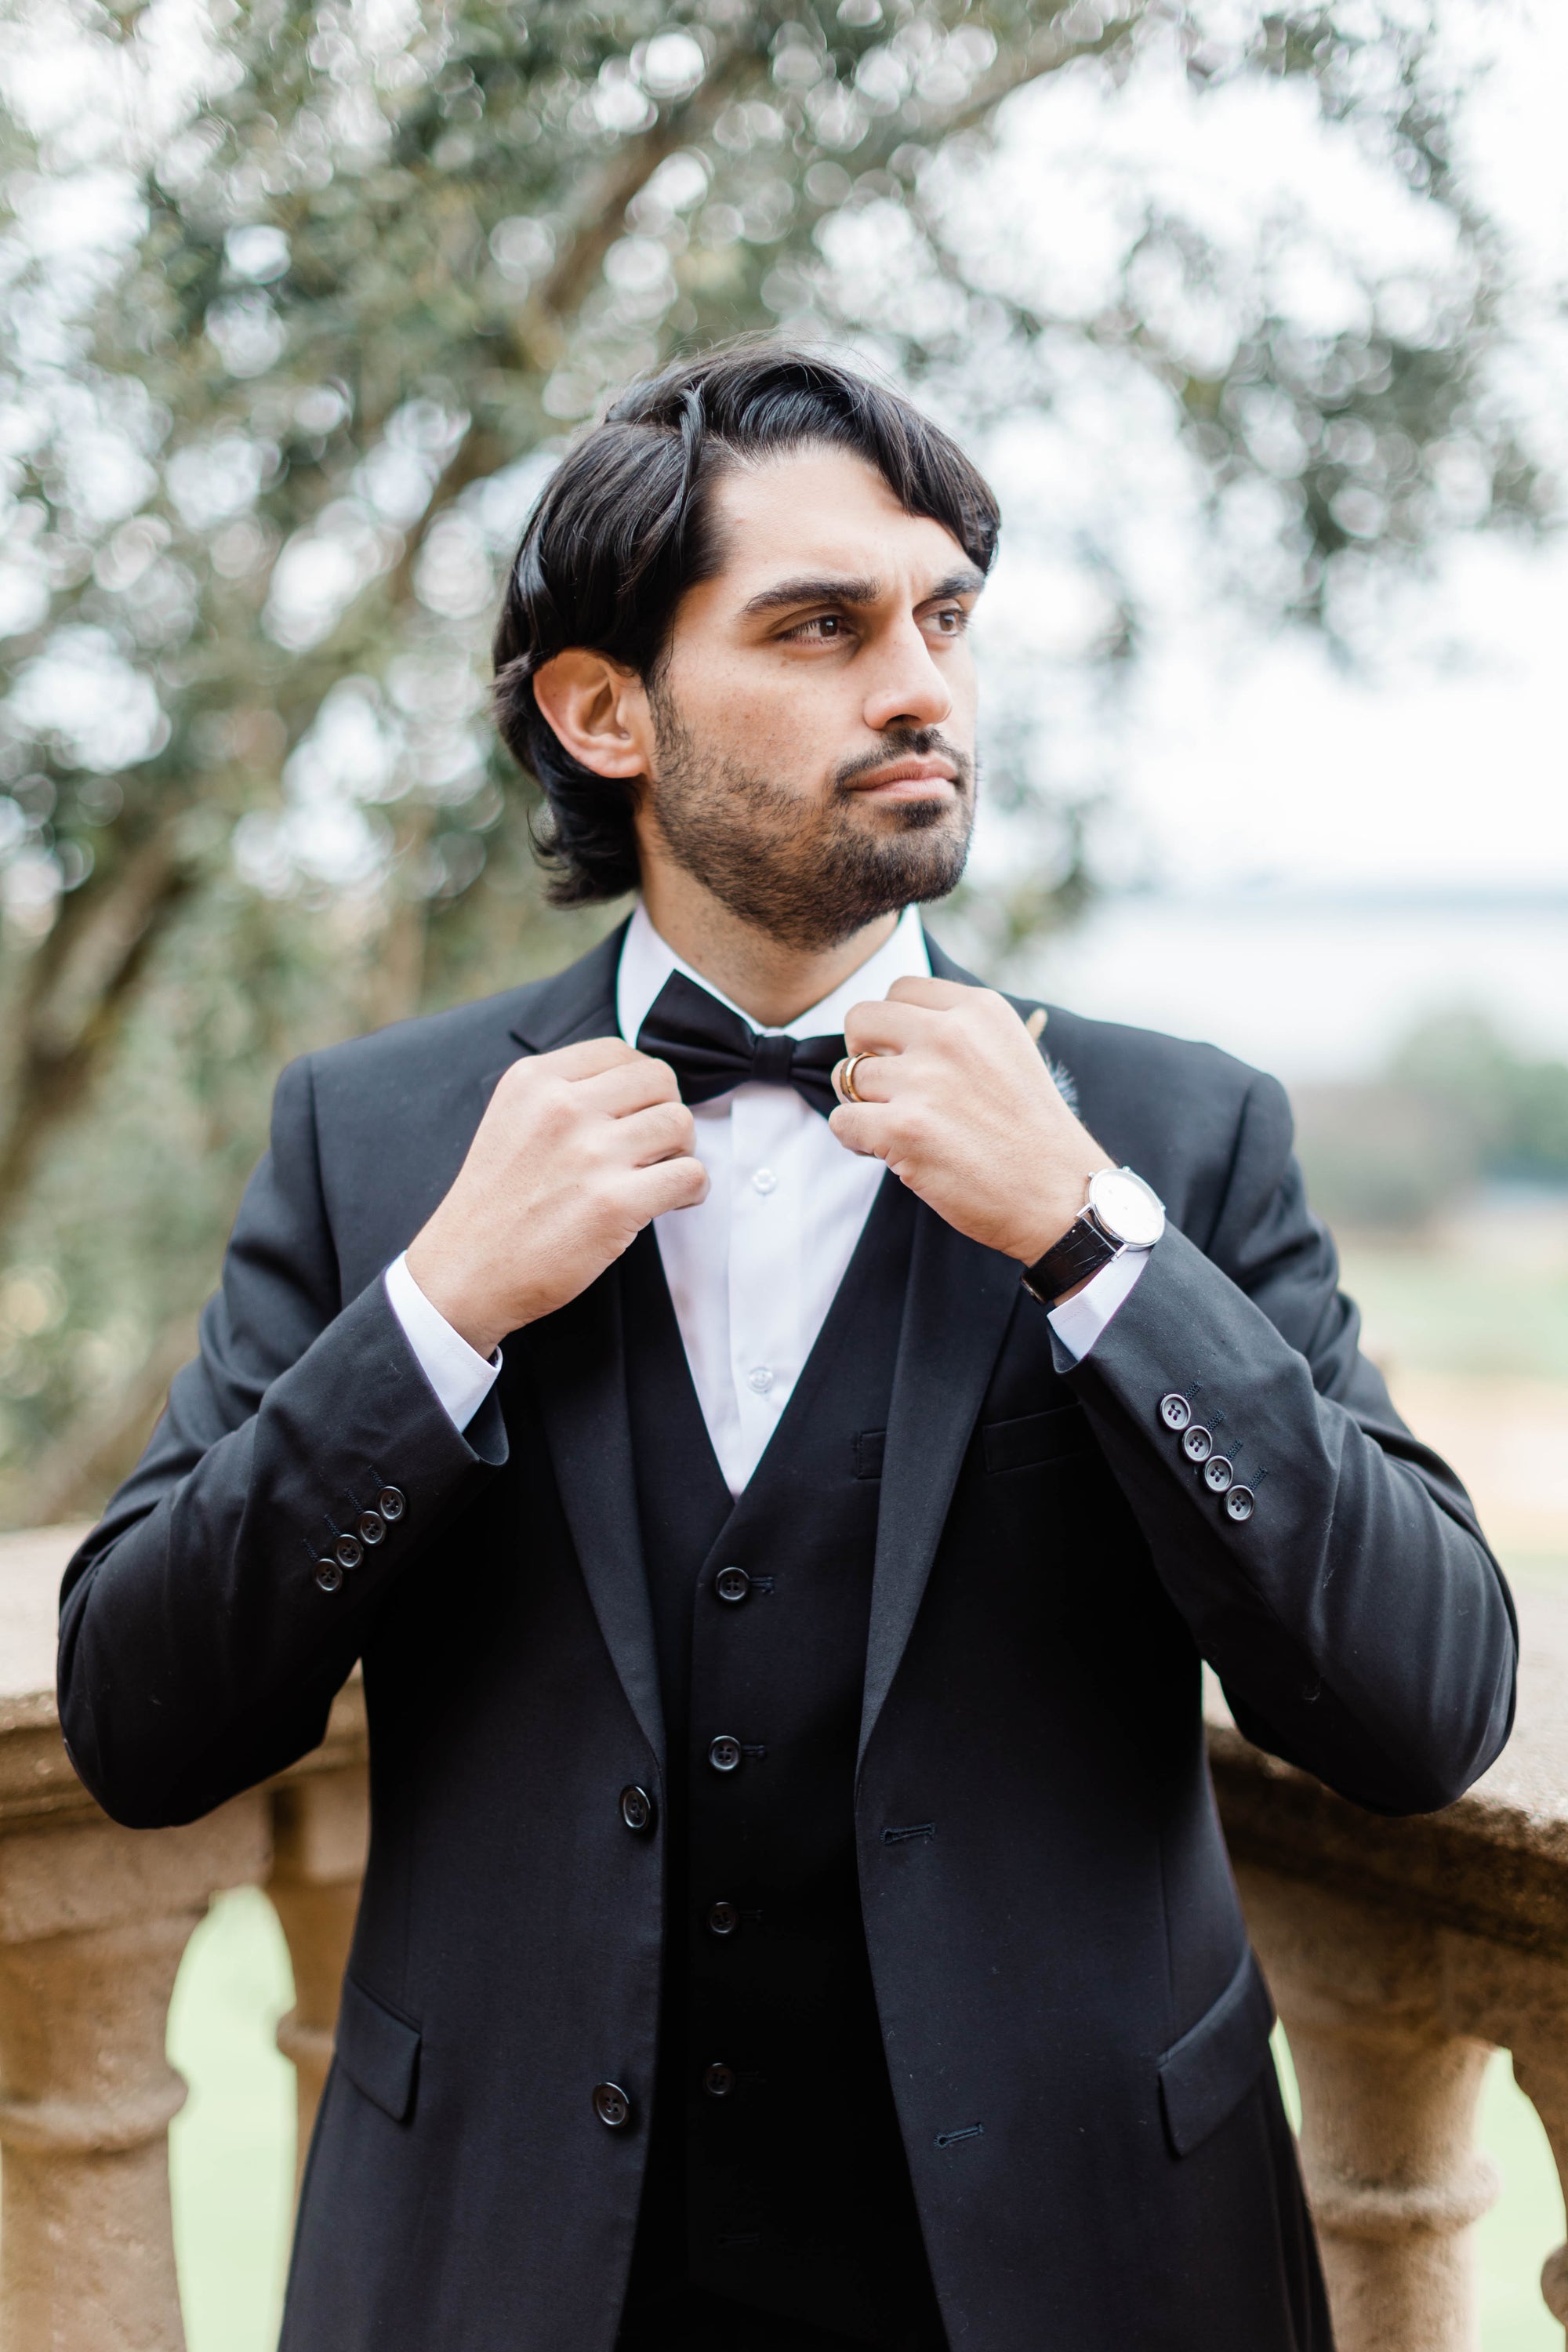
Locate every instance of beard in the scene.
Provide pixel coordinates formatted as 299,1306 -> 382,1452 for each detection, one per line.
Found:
646,691 -> 975,953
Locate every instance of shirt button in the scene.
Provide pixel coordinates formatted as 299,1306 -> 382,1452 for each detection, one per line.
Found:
619,1784 -> 656,1833
714,1566 -> 751,1604
703,2062 -> 736,2099
752,1167 -> 778,1194
593,2082 -> 633,2129
709,1735 -> 742,1773
746,1367 -> 774,1394
707,1900 -> 740,1936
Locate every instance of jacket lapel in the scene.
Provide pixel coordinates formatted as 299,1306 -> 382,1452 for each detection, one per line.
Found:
855,929 -> 1046,1772
497,922 -> 665,1767
858,1202 -> 1021,1769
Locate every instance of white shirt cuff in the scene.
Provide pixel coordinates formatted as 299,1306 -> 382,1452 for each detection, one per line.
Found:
1046,1246 -> 1152,1364
383,1252 -> 502,1432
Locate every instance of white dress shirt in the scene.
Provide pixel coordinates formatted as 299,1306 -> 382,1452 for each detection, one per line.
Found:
385,904 -> 1149,1487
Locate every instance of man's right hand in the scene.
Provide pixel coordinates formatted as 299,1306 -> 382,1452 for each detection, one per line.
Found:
405,1037 -> 706,1358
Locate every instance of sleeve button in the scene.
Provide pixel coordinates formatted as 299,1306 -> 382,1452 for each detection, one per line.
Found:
333,1532 -> 364,1571
1225,1486 -> 1256,1523
357,1510 -> 386,1546
1181,1425 -> 1213,1465
377,1486 -> 406,1523
1203,1456 -> 1234,1494
1159,1393 -> 1192,1432
314,1559 -> 344,1593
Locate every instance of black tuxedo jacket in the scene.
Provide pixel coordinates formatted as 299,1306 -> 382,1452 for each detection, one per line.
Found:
57,927 -> 1515,2351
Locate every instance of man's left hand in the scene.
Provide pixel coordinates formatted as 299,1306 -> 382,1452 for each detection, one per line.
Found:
829,978 -> 1112,1265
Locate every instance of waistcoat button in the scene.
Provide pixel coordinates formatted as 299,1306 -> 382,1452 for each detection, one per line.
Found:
707,1900 -> 740,1936
709,1735 -> 742,1773
593,2082 -> 632,2129
619,1784 -> 655,1833
703,2062 -> 736,2099
714,1566 -> 750,1604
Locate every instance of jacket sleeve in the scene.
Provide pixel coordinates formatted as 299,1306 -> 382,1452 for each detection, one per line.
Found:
56,1054 -> 508,1829
1063,1073 -> 1517,1815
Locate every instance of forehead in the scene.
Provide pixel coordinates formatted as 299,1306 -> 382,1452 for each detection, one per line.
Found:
702,442 -> 973,598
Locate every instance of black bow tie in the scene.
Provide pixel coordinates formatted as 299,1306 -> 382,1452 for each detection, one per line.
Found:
636,971 -> 844,1118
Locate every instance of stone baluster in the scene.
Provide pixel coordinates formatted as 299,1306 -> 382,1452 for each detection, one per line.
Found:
1430,1931 -> 1568,2343
1236,1861 -> 1501,2352
267,1764 -> 368,2189
0,1795 -> 269,2352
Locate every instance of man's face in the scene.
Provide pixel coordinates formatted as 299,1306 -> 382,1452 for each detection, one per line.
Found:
644,443 -> 982,951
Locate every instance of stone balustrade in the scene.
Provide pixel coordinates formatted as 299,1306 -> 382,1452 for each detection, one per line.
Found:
0,1526 -> 367,2350
0,1523 -> 1561,2349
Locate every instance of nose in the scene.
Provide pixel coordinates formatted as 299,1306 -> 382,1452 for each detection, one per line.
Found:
861,617 -> 953,736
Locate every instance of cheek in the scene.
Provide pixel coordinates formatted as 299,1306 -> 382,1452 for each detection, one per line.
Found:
689,658 -> 847,779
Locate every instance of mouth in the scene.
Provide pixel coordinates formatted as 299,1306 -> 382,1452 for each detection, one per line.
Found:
844,757 -> 960,803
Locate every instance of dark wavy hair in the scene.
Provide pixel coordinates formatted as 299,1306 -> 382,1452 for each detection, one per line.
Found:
492,342 -> 1001,906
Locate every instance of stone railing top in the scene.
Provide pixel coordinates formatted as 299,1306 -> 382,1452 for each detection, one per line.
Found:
2,1524 -> 1562,1943
1207,1569 -> 1568,1957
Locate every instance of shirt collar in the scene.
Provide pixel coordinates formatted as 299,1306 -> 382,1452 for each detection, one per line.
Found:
615,899 -> 931,1047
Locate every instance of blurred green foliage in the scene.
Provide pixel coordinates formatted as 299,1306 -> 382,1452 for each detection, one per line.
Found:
0,0 -> 1550,1519
1295,1010 -> 1568,1233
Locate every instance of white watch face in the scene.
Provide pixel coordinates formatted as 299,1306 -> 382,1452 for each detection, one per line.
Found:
1088,1166 -> 1166,1250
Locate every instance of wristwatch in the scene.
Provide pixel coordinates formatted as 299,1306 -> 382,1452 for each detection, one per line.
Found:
1021,1166 -> 1166,1306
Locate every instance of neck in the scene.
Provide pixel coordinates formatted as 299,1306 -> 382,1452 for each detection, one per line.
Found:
638,866 -> 901,1028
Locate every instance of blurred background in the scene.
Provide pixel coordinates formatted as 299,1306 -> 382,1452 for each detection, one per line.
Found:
1,0 -> 1565,2340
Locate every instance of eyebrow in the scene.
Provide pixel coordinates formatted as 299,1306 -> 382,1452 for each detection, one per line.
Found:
739,567 -> 986,619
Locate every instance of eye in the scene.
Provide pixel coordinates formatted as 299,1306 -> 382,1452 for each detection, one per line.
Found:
930,605 -> 968,635
787,612 -> 847,642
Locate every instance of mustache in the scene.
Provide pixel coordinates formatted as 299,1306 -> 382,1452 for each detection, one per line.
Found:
830,729 -> 975,796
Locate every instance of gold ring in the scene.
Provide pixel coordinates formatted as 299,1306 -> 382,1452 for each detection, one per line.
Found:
832,1051 -> 877,1106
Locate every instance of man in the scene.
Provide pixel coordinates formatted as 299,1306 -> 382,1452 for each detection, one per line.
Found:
59,347 -> 1515,2352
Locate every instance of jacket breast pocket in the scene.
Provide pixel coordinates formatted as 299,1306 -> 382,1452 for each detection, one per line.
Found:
1157,1947 -> 1276,2158
336,1970 -> 422,2125
982,1403 -> 1097,1475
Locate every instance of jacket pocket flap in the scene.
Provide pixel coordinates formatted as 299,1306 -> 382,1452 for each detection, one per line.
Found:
1157,1947 -> 1275,2158
336,1971 -> 421,2124
982,1405 -> 1094,1475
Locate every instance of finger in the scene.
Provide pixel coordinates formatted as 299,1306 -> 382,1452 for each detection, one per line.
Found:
575,1053 -> 682,1116
613,1098 -> 699,1166
627,1154 -> 710,1218
828,1103 -> 892,1160
842,997 -> 931,1054
884,976 -> 971,1009
549,1035 -> 639,1081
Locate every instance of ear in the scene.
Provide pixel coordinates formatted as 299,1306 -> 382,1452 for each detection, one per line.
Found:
532,648 -> 652,780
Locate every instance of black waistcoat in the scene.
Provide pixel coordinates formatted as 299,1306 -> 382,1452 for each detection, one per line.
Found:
619,1174 -> 947,2350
